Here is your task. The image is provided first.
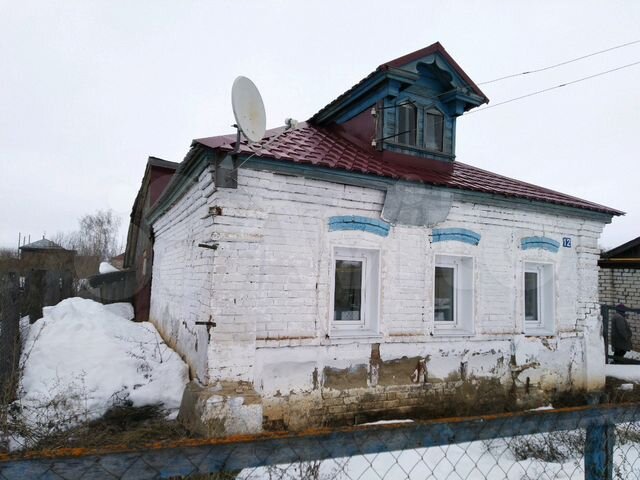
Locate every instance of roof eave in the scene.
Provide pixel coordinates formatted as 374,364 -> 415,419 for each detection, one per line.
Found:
603,235 -> 640,258
310,70 -> 387,125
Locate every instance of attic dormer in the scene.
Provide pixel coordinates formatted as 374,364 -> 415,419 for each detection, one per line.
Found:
310,42 -> 488,162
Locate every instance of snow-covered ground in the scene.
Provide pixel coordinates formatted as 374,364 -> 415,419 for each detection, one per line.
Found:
606,349 -> 640,383
10,298 -> 188,449
606,364 -> 640,383
238,433 -> 640,479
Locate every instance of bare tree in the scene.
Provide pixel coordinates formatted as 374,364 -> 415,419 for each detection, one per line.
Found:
52,210 -> 123,260
0,248 -> 18,259
77,210 -> 122,259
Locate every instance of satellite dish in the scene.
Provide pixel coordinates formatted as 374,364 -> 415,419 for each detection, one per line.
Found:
231,76 -> 266,143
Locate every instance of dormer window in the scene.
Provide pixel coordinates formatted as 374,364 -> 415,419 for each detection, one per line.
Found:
396,103 -> 417,146
425,109 -> 444,152
312,43 -> 489,163
393,101 -> 447,155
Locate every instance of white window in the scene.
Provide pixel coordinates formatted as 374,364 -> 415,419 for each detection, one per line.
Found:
524,262 -> 554,335
433,255 -> 473,335
331,247 -> 380,335
142,250 -> 148,276
397,103 -> 417,146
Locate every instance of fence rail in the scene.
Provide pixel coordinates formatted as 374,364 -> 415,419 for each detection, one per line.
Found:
2,402 -> 640,479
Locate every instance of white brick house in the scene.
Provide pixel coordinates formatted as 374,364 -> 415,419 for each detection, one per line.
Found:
142,43 -> 622,435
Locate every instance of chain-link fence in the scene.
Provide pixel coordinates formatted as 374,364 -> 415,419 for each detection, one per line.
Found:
2,402 -> 640,479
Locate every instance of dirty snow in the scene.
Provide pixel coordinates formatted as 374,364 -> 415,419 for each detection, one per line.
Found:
606,349 -> 640,383
606,364 -> 640,383
530,404 -> 554,411
359,419 -> 415,426
17,298 -> 188,427
98,262 -> 119,274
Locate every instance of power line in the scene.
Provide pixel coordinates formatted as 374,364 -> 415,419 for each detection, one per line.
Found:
466,60 -> 640,115
478,39 -> 640,85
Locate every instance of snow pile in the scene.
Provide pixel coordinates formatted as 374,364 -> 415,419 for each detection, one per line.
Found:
103,302 -> 135,320
98,262 -> 119,274
18,298 -> 188,427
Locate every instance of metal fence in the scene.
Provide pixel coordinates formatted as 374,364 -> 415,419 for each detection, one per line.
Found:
2,402 -> 640,479
0,269 -> 75,402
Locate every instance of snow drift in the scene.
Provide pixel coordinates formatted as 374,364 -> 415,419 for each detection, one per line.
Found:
18,298 -> 188,425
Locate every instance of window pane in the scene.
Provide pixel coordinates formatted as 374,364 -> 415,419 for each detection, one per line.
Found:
397,104 -> 417,145
334,260 -> 363,321
525,272 -> 539,321
435,266 -> 455,322
426,112 -> 444,151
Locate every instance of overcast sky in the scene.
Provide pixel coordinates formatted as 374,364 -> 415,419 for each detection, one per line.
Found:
1,1 -> 639,251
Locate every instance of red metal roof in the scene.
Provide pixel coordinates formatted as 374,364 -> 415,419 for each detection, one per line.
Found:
195,124 -> 622,216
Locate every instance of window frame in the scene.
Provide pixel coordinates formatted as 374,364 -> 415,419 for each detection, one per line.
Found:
330,246 -> 380,336
396,102 -> 418,146
434,263 -> 458,326
332,254 -> 367,328
433,254 -> 474,336
424,108 -> 444,152
523,262 -> 555,336
524,269 -> 541,325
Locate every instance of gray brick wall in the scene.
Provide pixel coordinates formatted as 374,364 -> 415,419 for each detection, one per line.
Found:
599,267 -> 640,351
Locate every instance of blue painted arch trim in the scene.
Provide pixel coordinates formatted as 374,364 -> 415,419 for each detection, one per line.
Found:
329,216 -> 390,237
432,228 -> 481,245
521,236 -> 560,253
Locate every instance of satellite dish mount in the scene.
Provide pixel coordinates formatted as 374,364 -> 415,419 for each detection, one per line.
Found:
231,76 -> 266,154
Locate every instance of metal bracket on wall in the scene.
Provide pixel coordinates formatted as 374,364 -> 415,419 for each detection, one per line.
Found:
197,243 -> 218,250
195,320 -> 216,343
195,321 -> 217,328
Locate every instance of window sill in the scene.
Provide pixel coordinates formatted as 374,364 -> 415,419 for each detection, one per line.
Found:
327,330 -> 383,343
384,142 -> 454,162
524,328 -> 555,337
433,325 -> 475,337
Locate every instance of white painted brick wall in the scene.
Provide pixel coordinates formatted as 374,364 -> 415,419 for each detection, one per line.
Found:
150,166 -> 607,394
149,168 -> 215,383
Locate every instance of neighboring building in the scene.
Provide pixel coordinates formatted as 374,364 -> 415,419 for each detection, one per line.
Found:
123,156 -> 179,321
135,43 -> 622,435
3,238 -> 79,319
599,236 -> 640,351
18,238 -> 76,272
